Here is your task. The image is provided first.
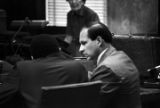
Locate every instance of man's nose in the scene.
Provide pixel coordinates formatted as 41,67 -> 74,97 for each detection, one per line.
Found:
79,45 -> 84,54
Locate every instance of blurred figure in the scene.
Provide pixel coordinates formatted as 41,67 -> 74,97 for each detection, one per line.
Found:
65,0 -> 100,56
79,22 -> 142,108
5,54 -> 24,66
0,60 -> 18,84
0,60 -> 20,108
16,34 -> 88,108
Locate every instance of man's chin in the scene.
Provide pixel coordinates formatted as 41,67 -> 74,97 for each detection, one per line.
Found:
71,6 -> 81,11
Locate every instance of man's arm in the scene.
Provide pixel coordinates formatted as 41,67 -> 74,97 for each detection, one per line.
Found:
90,12 -> 100,22
65,12 -> 73,44
90,65 -> 123,107
86,11 -> 100,26
90,65 -> 123,93
64,35 -> 73,44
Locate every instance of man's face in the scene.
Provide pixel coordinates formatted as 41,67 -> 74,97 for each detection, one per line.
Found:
79,28 -> 100,60
67,0 -> 84,11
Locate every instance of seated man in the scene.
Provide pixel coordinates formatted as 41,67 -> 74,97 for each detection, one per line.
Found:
79,22 -> 142,108
16,34 -> 88,108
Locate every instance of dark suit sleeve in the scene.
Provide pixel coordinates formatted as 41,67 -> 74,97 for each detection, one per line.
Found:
91,65 -> 124,108
90,65 -> 122,94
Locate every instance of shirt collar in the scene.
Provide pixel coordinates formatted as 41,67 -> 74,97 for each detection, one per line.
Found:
97,45 -> 115,65
97,48 -> 108,65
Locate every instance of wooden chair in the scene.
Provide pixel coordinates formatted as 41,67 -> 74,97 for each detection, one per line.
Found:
40,81 -> 102,108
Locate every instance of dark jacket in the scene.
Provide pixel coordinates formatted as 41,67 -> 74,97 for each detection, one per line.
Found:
16,53 -> 88,108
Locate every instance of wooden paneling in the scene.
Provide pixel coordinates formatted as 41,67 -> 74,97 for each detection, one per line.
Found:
108,0 -> 159,34
112,35 -> 160,78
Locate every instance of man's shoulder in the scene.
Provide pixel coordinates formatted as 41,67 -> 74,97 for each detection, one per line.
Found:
17,60 -> 33,65
101,50 -> 139,75
83,5 -> 98,15
62,60 -> 88,77
67,10 -> 73,16
1,60 -> 14,72
16,60 -> 39,68
62,59 -> 87,70
62,59 -> 83,67
102,50 -> 132,67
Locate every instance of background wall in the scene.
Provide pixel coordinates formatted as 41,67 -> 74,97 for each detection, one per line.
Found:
0,0 -> 159,34
108,0 -> 159,34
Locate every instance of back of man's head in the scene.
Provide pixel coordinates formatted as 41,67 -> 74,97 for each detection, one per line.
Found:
30,34 -> 60,59
87,22 -> 112,43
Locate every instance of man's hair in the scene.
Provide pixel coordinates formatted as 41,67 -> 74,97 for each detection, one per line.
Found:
87,22 -> 112,43
66,0 -> 86,3
30,34 -> 60,59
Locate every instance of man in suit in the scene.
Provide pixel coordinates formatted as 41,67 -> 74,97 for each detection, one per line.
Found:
16,34 -> 88,108
79,22 -> 142,108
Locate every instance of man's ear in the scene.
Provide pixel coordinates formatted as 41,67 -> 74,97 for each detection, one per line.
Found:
96,36 -> 103,47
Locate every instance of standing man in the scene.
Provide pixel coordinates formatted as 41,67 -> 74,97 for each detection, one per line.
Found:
79,22 -> 142,108
65,0 -> 100,57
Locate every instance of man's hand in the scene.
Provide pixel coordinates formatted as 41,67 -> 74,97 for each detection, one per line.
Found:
64,35 -> 73,44
88,71 -> 93,80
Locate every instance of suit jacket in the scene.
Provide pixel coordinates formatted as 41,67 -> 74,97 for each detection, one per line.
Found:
91,45 -> 141,108
16,53 -> 88,108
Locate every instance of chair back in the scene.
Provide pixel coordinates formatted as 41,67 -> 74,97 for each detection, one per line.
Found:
40,81 -> 102,108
